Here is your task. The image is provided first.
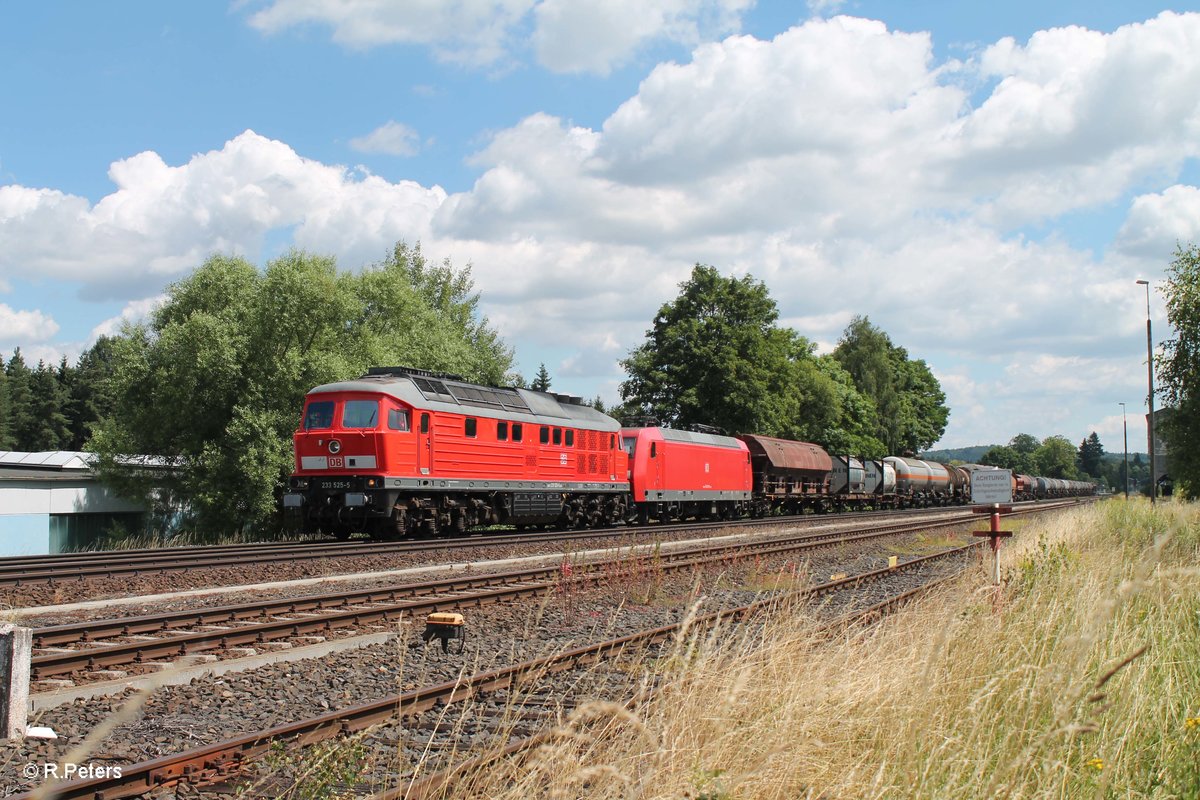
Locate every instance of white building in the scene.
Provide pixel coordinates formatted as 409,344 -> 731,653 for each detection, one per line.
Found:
0,451 -> 149,555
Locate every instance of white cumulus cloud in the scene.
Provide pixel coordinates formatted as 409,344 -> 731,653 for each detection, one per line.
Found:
350,121 -> 423,156
0,131 -> 448,298
0,304 -> 58,344
245,0 -> 754,74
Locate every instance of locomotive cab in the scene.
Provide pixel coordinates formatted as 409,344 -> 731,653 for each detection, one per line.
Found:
286,390 -> 413,539
287,367 -> 630,539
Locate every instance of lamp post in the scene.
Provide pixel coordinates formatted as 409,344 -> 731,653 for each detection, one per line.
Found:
1119,401 -> 1129,500
1136,279 -> 1155,504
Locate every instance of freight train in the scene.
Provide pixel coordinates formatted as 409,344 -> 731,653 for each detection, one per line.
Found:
283,367 -> 1095,539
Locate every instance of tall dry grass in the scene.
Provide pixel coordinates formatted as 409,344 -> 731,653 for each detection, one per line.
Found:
440,500 -> 1200,799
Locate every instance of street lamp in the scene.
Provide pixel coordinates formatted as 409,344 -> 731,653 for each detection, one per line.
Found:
1119,401 -> 1129,500
1136,279 -> 1156,504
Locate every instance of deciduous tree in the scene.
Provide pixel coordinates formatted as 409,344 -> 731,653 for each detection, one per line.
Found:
1035,435 -> 1079,479
832,316 -> 949,453
620,265 -> 846,442
1157,242 -> 1200,496
91,245 -> 514,538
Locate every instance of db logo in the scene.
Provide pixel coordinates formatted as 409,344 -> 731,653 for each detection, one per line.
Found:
328,457 -> 344,468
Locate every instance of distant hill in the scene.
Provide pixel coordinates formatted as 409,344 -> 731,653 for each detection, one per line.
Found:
919,445 -> 993,463
918,446 -> 1149,465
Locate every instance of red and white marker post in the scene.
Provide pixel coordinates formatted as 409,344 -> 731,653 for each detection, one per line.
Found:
972,503 -> 1012,585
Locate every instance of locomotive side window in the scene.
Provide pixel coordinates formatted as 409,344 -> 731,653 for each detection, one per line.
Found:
540,426 -> 550,444
465,418 -> 477,438
420,413 -> 430,433
565,430 -> 574,447
621,436 -> 636,456
553,428 -> 562,445
512,423 -> 523,442
304,401 -> 335,430
497,421 -> 508,441
387,408 -> 410,431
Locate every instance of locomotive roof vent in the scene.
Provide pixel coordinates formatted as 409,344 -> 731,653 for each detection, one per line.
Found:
548,392 -> 584,405
366,366 -> 466,382
688,423 -> 726,435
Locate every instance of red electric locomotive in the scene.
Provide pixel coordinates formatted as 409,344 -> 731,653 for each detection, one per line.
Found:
285,367 -> 628,538
620,425 -> 752,523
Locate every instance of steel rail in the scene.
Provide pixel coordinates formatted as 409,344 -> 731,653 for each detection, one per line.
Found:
13,541 -> 981,800
29,502 -> 1076,679
30,514 -> 978,679
3,502 -> 1076,587
0,504 -> 944,571
391,563 -> 971,800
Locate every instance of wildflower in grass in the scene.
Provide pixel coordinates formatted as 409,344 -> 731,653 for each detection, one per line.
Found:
1086,758 -> 1104,771
1186,717 -> 1200,730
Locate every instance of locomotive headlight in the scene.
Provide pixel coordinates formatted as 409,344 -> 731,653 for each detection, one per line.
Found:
366,478 -> 378,488
291,478 -> 309,489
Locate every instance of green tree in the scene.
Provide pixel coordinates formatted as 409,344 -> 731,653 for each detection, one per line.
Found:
981,445 -> 1022,471
1077,432 -> 1105,478
372,242 -> 512,386
893,354 -> 949,453
1035,435 -> 1079,479
26,360 -> 71,451
0,366 -> 11,450
91,246 -> 514,538
832,316 -> 948,453
5,350 -> 34,450
1157,242 -> 1200,496
64,337 -> 120,450
531,363 -> 552,392
811,356 -> 887,457
1003,433 -> 1041,474
620,264 -> 842,441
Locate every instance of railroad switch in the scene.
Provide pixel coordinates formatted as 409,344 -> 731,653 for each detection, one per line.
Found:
422,612 -> 466,654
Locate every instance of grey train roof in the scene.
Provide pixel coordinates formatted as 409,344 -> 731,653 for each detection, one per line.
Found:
307,370 -> 621,432
656,427 -> 745,450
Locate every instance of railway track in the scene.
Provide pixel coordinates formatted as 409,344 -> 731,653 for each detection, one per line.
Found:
13,540 -> 982,800
1,502 -> 1068,588
28,512 -> 981,683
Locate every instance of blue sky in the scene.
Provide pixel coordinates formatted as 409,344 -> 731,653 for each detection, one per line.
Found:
3,1 -> 1199,453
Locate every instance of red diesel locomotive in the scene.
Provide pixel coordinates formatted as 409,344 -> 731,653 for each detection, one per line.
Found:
285,367 -> 629,538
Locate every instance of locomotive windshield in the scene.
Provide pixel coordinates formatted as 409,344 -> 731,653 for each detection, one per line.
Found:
342,399 -> 379,428
303,401 -> 334,430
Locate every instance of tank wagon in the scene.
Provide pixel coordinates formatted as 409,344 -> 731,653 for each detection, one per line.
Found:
286,368 -> 1096,538
829,456 -> 898,510
884,456 -> 957,506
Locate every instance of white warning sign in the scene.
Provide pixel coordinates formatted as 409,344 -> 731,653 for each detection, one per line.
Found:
971,469 -> 1013,504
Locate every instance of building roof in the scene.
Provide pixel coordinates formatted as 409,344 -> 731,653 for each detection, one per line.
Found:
0,451 -> 94,471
